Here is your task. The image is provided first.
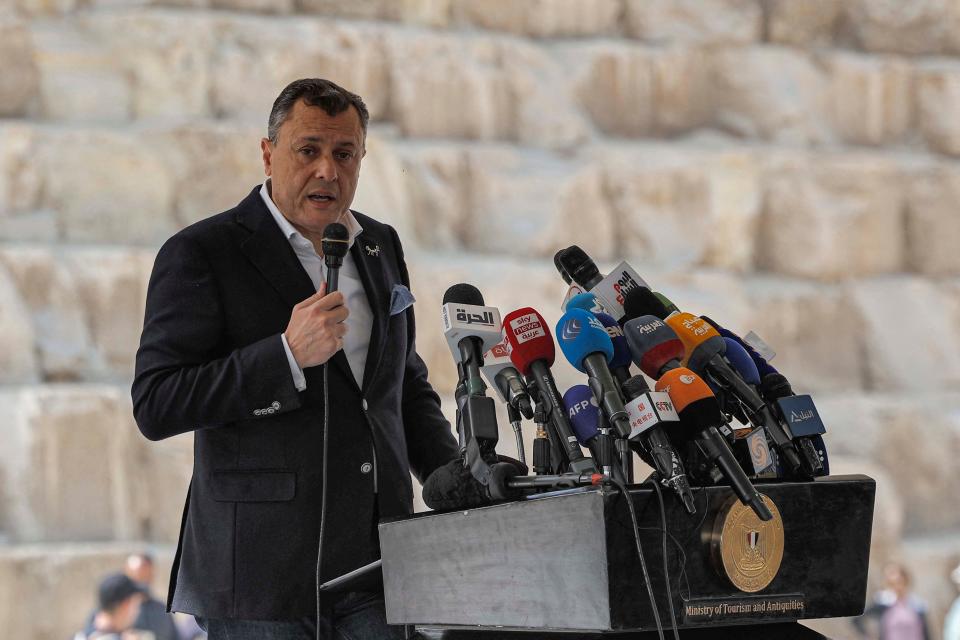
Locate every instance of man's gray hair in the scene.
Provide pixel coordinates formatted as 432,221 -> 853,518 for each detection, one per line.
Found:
267,78 -> 369,144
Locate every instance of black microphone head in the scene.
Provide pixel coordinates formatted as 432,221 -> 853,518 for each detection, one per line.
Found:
557,245 -> 601,289
675,396 -> 724,441
687,335 -> 726,376
321,223 -> 350,262
621,375 -> 650,401
422,459 -> 489,510
760,372 -> 793,400
623,287 -> 669,322
443,283 -> 485,306
553,248 -> 573,285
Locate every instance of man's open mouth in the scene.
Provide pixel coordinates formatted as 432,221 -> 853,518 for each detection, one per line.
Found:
308,194 -> 336,202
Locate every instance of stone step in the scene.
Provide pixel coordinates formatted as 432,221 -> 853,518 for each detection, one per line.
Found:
0,542 -> 175,640
3,9 -> 960,152
4,120 -> 960,277
0,241 -> 959,392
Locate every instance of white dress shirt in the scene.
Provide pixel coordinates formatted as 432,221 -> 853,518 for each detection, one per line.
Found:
260,180 -> 374,389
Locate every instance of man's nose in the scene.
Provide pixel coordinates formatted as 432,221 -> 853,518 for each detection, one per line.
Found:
312,153 -> 338,181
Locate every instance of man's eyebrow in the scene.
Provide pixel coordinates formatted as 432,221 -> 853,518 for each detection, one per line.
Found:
294,136 -> 358,148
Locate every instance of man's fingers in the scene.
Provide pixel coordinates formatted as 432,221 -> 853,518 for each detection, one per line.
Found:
294,283 -> 328,310
312,290 -> 345,311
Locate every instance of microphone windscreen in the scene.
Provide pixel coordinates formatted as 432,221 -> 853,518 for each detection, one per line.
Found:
653,291 -> 679,315
622,287 -> 668,322
553,248 -> 573,285
503,307 -> 555,376
422,459 -> 489,510
557,245 -> 601,289
700,316 -> 780,379
556,308 -> 614,373
655,367 -> 715,413
443,283 -> 485,306
595,312 -> 632,369
723,337 -> 761,385
320,222 -> 350,259
565,292 -> 604,314
760,372 -> 794,399
623,316 -> 685,379
563,385 -> 600,446
665,312 -> 723,368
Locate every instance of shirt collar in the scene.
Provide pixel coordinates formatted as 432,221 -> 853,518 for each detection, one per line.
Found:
260,179 -> 363,250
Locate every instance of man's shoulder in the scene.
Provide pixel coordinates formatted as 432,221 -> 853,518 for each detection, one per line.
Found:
162,186 -> 263,250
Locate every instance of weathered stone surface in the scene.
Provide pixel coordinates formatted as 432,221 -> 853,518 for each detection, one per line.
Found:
158,122 -> 266,228
826,52 -> 913,146
905,164 -> 960,276
212,16 -> 390,123
212,0 -> 293,13
765,0 -> 842,47
351,133 -> 417,245
30,20 -> 132,122
757,153 -> 905,280
393,144 -> 471,251
295,0 -> 392,19
915,61 -> 960,157
0,247 -> 96,382
594,146 -> 761,271
739,278 -> 865,393
849,277 -> 960,393
623,0 -> 762,44
0,543 -> 174,640
844,0 -> 953,55
80,12 -> 216,120
0,17 -> 39,117
0,263 -> 39,384
817,391 -> 960,535
388,32 -> 513,140
36,128 -> 177,244
710,47 -> 829,144
569,43 -> 711,138
456,0 -> 620,37
0,123 -> 43,219
0,385 -> 191,545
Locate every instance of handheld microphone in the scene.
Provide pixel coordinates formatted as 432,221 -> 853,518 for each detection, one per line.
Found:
667,313 -> 806,478
555,309 -> 631,437
655,368 -> 772,521
621,376 -> 696,515
556,245 -> 603,290
504,307 -> 596,474
553,248 -> 573,285
321,222 -> 350,293
623,315 -> 686,380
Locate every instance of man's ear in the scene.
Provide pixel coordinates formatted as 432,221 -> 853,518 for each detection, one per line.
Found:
260,138 -> 273,177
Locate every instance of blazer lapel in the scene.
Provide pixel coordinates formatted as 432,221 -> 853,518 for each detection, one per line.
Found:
351,229 -> 389,393
235,189 -> 357,389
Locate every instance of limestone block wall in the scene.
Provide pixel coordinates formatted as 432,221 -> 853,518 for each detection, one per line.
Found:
1,1 -> 959,638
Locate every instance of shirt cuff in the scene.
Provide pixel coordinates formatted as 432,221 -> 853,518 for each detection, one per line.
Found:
281,333 -> 307,391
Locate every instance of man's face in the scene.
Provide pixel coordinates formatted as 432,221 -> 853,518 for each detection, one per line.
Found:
260,99 -> 365,242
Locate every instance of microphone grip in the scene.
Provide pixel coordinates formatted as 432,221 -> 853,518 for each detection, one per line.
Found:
583,355 -> 631,437
699,427 -> 772,522
325,267 -> 339,294
529,360 -> 596,474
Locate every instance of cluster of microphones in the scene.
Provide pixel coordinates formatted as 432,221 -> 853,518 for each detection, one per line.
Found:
423,245 -> 829,523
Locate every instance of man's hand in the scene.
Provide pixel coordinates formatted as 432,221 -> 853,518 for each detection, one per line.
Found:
285,283 -> 349,369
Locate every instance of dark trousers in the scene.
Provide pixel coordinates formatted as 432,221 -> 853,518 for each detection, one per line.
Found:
195,592 -> 405,640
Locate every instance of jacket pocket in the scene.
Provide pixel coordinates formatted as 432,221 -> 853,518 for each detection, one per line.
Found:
210,470 -> 296,502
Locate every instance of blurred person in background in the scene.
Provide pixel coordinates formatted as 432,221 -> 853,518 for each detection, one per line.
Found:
82,554 -> 180,640
853,563 -> 931,640
945,559 -> 960,640
75,573 -> 149,640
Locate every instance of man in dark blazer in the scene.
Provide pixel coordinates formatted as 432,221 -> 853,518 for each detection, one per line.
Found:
132,78 -> 459,639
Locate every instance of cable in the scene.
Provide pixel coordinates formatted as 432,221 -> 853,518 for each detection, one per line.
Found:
315,362 -> 330,640
609,477 -> 665,640
646,477 -> 680,640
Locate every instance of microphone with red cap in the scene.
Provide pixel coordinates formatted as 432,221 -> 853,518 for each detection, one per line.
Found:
503,307 -> 597,474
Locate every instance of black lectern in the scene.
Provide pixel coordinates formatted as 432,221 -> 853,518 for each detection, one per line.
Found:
379,475 -> 875,637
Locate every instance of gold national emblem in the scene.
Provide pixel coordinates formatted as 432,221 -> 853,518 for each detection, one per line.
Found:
712,494 -> 785,593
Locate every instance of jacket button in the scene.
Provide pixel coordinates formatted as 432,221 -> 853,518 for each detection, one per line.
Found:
360,462 -> 373,474
361,399 -> 369,411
